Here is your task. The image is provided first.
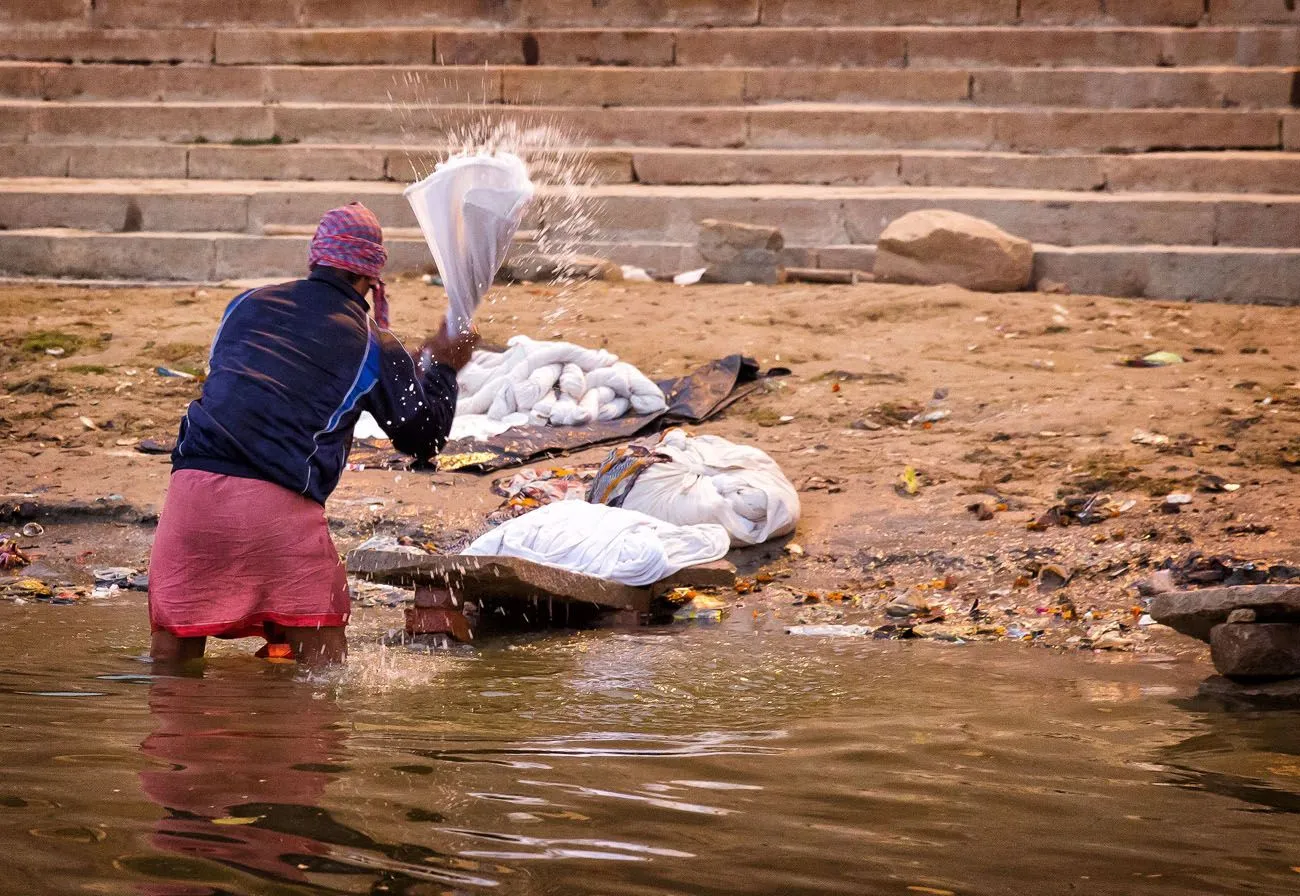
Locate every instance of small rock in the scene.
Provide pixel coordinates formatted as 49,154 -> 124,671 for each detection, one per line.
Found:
1037,564 -> 1071,593
874,209 -> 1033,292
784,542 -> 805,557
1227,608 -> 1257,624
885,600 -> 928,618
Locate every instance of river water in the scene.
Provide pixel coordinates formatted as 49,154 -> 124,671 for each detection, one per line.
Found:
2,599 -> 1299,896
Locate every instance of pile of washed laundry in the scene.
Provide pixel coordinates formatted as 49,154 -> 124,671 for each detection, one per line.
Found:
461,428 -> 801,585
451,336 -> 668,441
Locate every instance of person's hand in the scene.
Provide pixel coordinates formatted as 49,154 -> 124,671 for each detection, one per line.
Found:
419,322 -> 479,371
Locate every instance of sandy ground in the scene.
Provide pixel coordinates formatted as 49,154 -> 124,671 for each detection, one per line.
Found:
4,276 -> 1300,655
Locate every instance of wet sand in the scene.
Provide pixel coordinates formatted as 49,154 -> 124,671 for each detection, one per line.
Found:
4,277 -> 1299,655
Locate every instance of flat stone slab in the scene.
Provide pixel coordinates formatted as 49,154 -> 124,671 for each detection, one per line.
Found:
347,550 -> 652,614
1148,585 -> 1300,643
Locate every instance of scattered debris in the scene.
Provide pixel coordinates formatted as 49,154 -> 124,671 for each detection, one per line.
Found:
896,466 -> 921,497
1124,351 -> 1184,368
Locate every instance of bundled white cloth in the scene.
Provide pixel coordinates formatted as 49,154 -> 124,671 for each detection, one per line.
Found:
594,429 -> 800,546
405,152 -> 534,334
462,501 -> 730,586
456,335 -> 668,429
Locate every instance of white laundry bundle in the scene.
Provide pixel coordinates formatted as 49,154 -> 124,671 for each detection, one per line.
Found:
589,429 -> 800,546
456,335 -> 668,430
405,152 -> 534,334
462,501 -> 730,586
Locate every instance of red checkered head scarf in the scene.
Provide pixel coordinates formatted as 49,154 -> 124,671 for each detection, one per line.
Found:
308,202 -> 390,328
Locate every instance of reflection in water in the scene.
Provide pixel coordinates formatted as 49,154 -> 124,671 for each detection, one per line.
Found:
135,672 -> 504,893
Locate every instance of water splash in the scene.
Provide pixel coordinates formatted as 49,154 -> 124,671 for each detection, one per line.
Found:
388,72 -> 606,319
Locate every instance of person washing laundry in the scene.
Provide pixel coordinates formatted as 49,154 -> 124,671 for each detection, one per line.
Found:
147,202 -> 477,667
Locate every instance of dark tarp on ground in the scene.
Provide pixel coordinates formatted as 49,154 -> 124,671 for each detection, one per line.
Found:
349,354 -> 765,474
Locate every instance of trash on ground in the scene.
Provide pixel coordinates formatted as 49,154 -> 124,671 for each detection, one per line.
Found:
1131,429 -> 1171,447
673,593 -> 728,622
620,265 -> 653,282
896,466 -> 921,497
1,539 -> 31,570
155,366 -> 197,378
19,523 -> 43,538
672,267 -> 707,286
1124,351 -> 1185,368
785,624 -> 876,637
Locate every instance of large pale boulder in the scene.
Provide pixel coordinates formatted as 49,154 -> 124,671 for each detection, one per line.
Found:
874,209 -> 1033,292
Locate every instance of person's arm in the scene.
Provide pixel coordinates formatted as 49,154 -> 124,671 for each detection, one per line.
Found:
362,324 -> 476,461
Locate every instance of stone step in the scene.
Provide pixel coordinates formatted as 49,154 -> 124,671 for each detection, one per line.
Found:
7,142 -> 1300,195
1,178 -> 1296,249
3,101 -> 1293,152
2,26 -> 1297,68
0,227 -> 1295,304
7,0 -> 1296,29
2,62 -> 1295,110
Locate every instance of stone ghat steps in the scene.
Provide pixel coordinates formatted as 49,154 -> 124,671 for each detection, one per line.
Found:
3,101 -> 1295,153
6,143 -> 1300,195
3,26 -> 1298,68
1,227 -> 1296,304
1,178 -> 1296,250
3,62 -> 1297,110
8,0 -> 1299,29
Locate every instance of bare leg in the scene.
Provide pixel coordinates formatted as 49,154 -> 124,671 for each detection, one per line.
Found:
151,631 -> 206,664
283,626 -> 347,668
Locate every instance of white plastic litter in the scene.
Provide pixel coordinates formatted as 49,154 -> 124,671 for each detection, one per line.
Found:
405,153 -> 535,334
462,501 -> 730,586
455,335 -> 667,427
673,267 -> 706,286
608,429 -> 800,546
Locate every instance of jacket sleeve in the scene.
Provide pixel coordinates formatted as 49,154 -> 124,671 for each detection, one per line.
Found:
360,330 -> 458,461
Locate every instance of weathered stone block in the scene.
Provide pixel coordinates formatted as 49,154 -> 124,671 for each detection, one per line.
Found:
901,151 -> 1105,191
993,109 -> 1282,152
188,145 -> 385,181
0,144 -> 70,177
0,0 -> 89,25
747,108 -> 997,151
906,28 -> 1160,68
1208,0 -> 1300,24
0,29 -> 214,63
675,28 -> 907,67
267,66 -> 497,104
761,0 -> 1017,25
503,68 -> 744,107
745,69 -> 970,104
1211,623 -> 1300,680
216,29 -> 433,65
1149,585 -> 1300,641
697,219 -> 784,285
1103,152 -> 1300,194
1215,200 -> 1300,248
1162,27 -> 1300,66
517,0 -> 761,27
633,149 -> 901,186
437,29 -> 674,66
874,209 -> 1033,292
66,144 -> 188,178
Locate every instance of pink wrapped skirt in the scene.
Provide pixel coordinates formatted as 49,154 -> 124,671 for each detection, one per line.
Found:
148,470 -> 350,638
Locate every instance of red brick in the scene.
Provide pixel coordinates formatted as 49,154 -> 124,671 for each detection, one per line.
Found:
503,67 -> 744,107
436,29 -> 675,66
632,149 -> 902,186
216,30 -> 434,65
993,110 -> 1282,152
92,0 -> 301,27
745,69 -> 970,104
0,29 -> 214,64
676,29 -> 907,67
1208,0 -> 1300,24
761,0 -> 1017,25
0,0 -> 89,25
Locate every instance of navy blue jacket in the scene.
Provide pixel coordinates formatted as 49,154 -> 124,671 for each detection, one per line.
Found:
173,269 -> 457,504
